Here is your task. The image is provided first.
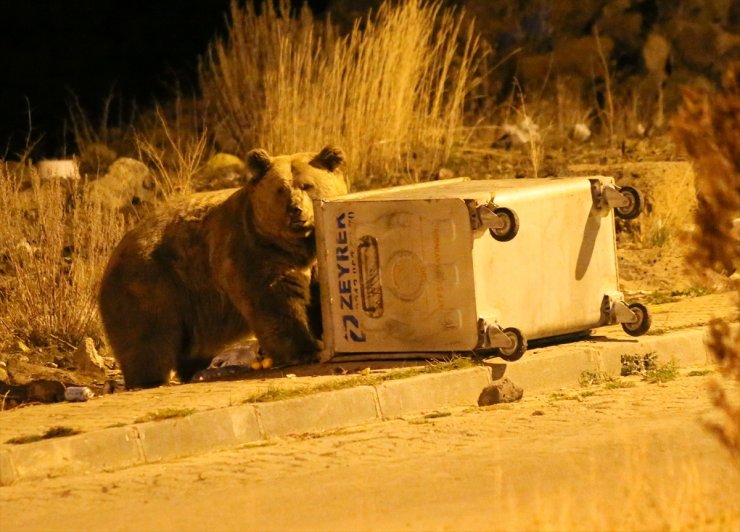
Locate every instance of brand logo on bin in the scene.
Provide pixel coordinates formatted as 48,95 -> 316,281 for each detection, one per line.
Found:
336,212 -> 366,342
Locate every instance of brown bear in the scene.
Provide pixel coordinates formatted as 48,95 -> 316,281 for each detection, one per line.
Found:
98,146 -> 348,388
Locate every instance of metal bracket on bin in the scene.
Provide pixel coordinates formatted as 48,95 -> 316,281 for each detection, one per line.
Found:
601,293 -> 638,325
477,318 -> 515,350
591,180 -> 643,220
591,181 -> 630,210
467,200 -> 520,242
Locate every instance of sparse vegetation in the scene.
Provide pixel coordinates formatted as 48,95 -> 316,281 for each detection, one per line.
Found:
244,358 -> 474,403
579,369 -> 613,387
644,360 -> 679,384
688,369 -> 713,377
621,352 -> 659,376
579,369 -> 636,389
134,408 -> 196,424
6,425 -> 82,445
0,168 -> 126,351
642,286 -> 713,305
549,389 -> 597,402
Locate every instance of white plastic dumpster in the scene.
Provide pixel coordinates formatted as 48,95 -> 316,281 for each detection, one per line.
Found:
314,177 -> 650,362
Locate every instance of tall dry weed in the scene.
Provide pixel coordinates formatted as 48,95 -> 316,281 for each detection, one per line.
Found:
672,65 -> 740,456
200,0 -> 481,189
0,167 -> 126,350
135,106 -> 209,199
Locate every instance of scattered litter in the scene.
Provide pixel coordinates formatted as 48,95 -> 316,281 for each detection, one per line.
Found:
571,123 -> 591,142
494,118 -> 541,148
285,373 -> 297,379
359,368 -> 371,376
64,386 -> 94,402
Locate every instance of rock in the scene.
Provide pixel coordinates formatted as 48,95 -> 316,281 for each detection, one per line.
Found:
430,167 -> 455,181
571,123 -> 592,142
72,337 -> 106,378
642,33 -> 671,77
478,378 -> 524,406
669,20 -> 722,71
495,118 -> 541,148
25,380 -> 65,403
193,153 -> 246,191
518,36 -> 614,90
78,143 -> 118,176
0,366 -> 9,384
86,157 -> 156,211
598,10 -> 643,53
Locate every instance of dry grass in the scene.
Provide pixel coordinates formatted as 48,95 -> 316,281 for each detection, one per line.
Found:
0,166 -> 126,351
639,161 -> 697,248
135,106 -> 209,199
672,64 -> 740,456
200,0 -> 482,189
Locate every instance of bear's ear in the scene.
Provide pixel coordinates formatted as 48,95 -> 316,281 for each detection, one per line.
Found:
310,146 -> 345,172
246,149 -> 271,180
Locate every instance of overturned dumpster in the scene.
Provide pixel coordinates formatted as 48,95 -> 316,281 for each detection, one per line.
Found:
314,177 -> 650,363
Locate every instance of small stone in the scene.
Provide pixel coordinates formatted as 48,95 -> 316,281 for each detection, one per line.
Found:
432,167 -> 455,181
26,380 -> 65,403
571,123 -> 592,142
72,338 -> 106,378
478,377 -> 524,406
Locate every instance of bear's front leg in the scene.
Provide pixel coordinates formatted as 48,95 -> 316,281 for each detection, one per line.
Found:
228,266 -> 320,367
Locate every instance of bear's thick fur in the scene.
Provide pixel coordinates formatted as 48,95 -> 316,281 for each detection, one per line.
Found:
98,146 -> 348,388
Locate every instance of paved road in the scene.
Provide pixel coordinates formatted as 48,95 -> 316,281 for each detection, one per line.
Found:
2,370 -> 738,531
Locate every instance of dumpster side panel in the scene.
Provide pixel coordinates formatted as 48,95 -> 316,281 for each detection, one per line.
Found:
472,178 -> 619,339
316,198 -> 479,353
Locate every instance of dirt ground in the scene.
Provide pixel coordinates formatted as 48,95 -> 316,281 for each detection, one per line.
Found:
1,369 -> 738,531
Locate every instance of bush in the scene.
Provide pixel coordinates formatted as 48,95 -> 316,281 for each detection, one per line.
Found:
200,0 -> 482,189
0,166 -> 126,350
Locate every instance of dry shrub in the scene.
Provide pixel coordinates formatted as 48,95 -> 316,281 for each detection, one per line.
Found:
135,106 -> 209,200
200,0 -> 481,189
672,65 -> 740,456
0,166 -> 126,350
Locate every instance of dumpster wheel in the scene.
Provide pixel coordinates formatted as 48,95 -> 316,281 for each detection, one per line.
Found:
489,207 -> 519,242
498,327 -> 527,361
615,186 -> 643,220
621,302 -> 651,337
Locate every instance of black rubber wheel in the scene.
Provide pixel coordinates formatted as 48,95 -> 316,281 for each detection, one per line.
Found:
621,302 -> 652,337
488,207 -> 519,242
498,327 -> 527,361
615,186 -> 643,220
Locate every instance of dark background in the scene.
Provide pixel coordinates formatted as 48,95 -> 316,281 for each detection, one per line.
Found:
0,0 -> 329,159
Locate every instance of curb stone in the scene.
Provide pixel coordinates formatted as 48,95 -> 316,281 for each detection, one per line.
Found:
502,326 -> 711,393
0,327 -> 717,486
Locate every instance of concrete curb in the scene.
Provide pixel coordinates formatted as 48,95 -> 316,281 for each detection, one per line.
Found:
0,327 -> 714,486
503,326 -> 711,394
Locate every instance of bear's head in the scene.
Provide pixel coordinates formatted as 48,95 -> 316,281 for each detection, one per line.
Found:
245,146 -> 348,250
